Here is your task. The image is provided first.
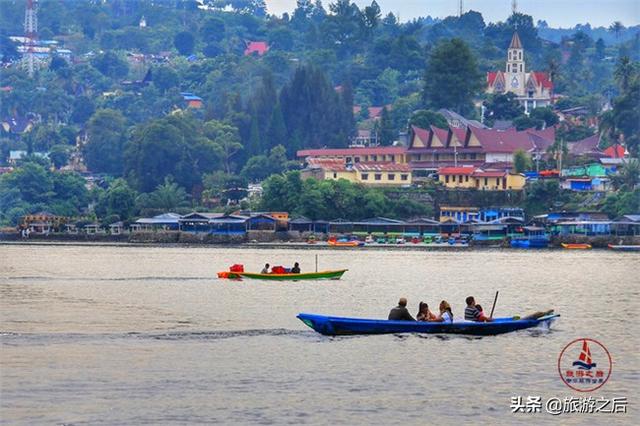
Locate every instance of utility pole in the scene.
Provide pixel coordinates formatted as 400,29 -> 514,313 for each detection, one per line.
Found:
512,0 -> 518,15
23,0 -> 38,78
459,0 -> 464,17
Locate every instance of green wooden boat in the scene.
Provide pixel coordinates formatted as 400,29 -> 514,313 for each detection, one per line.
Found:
223,269 -> 348,280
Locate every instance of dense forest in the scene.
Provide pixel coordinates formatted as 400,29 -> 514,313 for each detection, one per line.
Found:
0,0 -> 639,226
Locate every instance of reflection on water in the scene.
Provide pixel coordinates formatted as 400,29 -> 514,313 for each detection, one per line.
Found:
1,244 -> 638,424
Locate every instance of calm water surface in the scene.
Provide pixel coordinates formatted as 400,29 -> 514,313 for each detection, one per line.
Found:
1,244 -> 638,425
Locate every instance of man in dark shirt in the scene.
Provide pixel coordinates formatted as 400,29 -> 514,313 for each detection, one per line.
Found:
464,296 -> 491,322
291,262 -> 300,274
388,298 -> 415,321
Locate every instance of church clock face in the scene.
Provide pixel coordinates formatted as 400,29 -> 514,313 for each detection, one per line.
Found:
511,76 -> 519,88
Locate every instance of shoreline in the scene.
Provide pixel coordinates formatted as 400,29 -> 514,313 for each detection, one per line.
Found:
0,240 -> 631,251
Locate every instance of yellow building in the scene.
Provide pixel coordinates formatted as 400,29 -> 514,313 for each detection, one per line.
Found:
301,159 -> 412,187
438,167 -> 525,191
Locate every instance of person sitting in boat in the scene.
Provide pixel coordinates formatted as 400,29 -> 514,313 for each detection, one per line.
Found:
261,263 -> 270,274
416,302 -> 437,322
291,262 -> 301,274
464,296 -> 492,322
432,300 -> 453,323
388,298 -> 415,321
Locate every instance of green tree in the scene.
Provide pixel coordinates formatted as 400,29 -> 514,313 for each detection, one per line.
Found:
83,109 -> 128,175
378,106 -> 395,145
423,38 -> 482,114
409,109 -> 449,129
91,51 -> 129,79
99,178 -> 137,221
174,31 -> 195,56
146,177 -> 190,211
513,149 -> 531,173
153,66 -> 179,93
483,93 -> 524,122
203,120 -> 243,173
49,145 -> 71,169
529,107 -> 559,128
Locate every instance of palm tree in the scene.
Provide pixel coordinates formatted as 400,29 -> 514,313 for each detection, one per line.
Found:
149,177 -> 189,211
608,21 -> 625,41
614,56 -> 636,92
620,158 -> 640,189
598,110 -> 619,146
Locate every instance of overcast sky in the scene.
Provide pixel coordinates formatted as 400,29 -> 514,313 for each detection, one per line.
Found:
266,0 -> 640,28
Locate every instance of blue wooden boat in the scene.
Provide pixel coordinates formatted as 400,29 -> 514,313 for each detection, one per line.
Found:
297,313 -> 560,336
510,226 -> 549,248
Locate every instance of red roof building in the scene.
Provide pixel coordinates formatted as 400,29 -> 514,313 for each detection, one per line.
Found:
407,124 -> 555,172
244,41 -> 269,56
486,32 -> 553,113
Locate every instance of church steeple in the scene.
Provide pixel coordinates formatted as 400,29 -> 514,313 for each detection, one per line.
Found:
507,32 -> 524,69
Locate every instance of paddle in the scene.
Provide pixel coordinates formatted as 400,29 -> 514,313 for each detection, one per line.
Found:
489,290 -> 499,319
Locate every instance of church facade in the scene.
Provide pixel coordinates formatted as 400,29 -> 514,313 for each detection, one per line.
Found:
486,32 -> 553,113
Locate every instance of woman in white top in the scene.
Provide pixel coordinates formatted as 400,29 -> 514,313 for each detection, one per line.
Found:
433,300 -> 453,323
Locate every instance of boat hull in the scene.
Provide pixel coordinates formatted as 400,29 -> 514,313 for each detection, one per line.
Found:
510,238 -> 549,248
561,243 -> 592,249
608,244 -> 640,251
297,313 -> 559,336
224,269 -> 347,280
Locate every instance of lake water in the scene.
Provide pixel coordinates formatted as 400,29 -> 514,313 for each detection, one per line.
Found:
1,244 -> 638,425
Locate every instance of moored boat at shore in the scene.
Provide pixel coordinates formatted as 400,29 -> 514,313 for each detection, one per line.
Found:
607,244 -> 640,251
219,269 -> 348,280
561,243 -> 592,249
297,313 -> 560,336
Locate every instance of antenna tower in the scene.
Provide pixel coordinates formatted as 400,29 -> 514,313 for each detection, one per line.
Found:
512,0 -> 518,15
23,0 -> 39,78
459,0 -> 464,17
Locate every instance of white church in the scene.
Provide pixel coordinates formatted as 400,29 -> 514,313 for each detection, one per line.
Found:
486,32 -> 553,113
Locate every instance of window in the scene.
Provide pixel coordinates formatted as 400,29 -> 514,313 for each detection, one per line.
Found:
346,157 -> 352,164
458,175 -> 463,183
390,155 -> 395,162
354,157 -> 360,163
435,154 -> 440,161
470,153 -> 476,160
484,177 -> 488,186
445,175 -> 450,183
520,64 -> 523,72
361,173 -> 368,180
388,174 -> 395,181
374,174 -> 382,181
465,176 -> 469,182
496,178 -> 501,186
401,174 -> 408,181
333,173 -> 337,178
371,155 -> 377,162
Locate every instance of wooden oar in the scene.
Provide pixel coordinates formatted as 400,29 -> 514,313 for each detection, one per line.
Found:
489,291 -> 499,318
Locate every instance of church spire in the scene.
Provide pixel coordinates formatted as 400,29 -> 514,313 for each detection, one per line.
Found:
509,32 -> 523,49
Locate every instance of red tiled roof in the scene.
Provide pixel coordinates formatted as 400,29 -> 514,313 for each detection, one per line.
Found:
532,72 -> 553,90
438,166 -> 475,175
487,72 -> 498,86
306,158 -> 346,171
451,127 -> 467,144
411,125 -> 430,147
244,41 -> 269,56
569,135 -> 601,156
469,127 -> 536,153
603,144 -> 625,158
354,162 -> 411,172
298,146 -> 406,158
431,126 -> 449,144
353,105 -> 389,119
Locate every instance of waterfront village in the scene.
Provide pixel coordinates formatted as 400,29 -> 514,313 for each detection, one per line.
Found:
1,2 -> 638,250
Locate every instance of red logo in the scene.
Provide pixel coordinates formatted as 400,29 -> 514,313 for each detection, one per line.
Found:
558,338 -> 612,392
